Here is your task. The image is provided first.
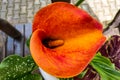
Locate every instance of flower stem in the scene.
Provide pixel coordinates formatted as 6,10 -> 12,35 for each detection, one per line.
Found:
75,0 -> 85,6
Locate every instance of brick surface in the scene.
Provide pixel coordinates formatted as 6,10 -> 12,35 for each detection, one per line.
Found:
34,0 -> 41,4
109,1 -> 116,10
27,2 -> 33,9
101,0 -> 109,6
14,11 -> 20,19
95,3 -> 102,12
34,5 -> 41,13
1,3 -> 7,11
116,0 -> 120,6
27,10 -> 34,18
7,8 -> 13,15
27,17 -> 33,23
21,6 -> 27,14
14,0 -> 21,3
40,0 -> 47,8
21,0 -> 26,6
20,14 -> 27,23
7,15 -> 13,21
14,3 -> 20,10
0,0 -> 119,25
0,3 -> 1,10
87,0 -> 120,23
2,0 -> 7,3
46,0 -> 51,4
20,17 -> 27,23
13,19 -> 19,24
8,0 -> 14,7
0,11 -> 6,19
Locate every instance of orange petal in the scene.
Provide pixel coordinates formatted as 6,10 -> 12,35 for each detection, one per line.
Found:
30,2 -> 106,78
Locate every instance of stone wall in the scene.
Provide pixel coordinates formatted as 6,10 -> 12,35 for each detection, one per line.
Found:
0,0 -> 120,25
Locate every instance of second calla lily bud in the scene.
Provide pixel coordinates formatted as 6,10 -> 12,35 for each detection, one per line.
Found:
30,2 -> 106,78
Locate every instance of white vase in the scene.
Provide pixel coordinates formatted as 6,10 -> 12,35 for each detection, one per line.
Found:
39,68 -> 59,80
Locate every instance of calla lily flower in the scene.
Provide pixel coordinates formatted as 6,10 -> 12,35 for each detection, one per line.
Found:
30,2 -> 106,78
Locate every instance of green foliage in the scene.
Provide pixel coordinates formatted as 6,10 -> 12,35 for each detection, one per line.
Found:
90,53 -> 120,80
75,0 -> 85,6
26,35 -> 31,48
0,55 -> 42,80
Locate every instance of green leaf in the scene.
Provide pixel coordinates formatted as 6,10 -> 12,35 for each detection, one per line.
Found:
90,53 -> 120,80
77,68 -> 88,78
0,55 -> 42,80
16,74 -> 42,80
26,35 -> 31,48
99,35 -> 120,69
75,0 -> 85,6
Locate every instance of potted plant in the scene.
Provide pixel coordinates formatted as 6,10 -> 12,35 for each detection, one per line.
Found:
0,0 -> 120,80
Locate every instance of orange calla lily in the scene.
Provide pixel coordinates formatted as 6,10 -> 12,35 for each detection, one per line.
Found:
30,2 -> 106,78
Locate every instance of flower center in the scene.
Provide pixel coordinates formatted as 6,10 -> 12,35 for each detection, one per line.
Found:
42,38 -> 64,49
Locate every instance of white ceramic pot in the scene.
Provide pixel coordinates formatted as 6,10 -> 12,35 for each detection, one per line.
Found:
39,68 -> 59,80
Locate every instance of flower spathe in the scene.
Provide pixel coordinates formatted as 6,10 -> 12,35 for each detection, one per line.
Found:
30,2 -> 106,78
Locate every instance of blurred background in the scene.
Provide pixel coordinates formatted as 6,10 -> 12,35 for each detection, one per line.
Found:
0,0 -> 120,26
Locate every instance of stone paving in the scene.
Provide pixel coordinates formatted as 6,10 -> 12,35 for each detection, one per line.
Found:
0,0 -> 51,25
87,0 -> 120,23
0,0 -> 120,25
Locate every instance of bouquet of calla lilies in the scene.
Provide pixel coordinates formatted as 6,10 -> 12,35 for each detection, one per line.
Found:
0,0 -> 120,80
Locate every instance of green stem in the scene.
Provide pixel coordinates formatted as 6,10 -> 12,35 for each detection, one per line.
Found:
75,0 -> 85,6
